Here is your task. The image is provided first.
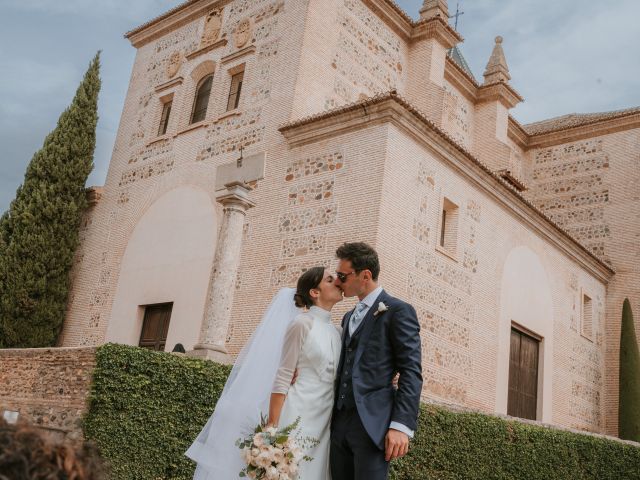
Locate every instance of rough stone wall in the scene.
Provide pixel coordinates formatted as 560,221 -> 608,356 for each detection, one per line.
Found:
378,123 -> 607,431
291,0 -> 406,118
61,0 -> 312,348
441,79 -> 474,150
525,128 -> 640,435
0,348 -> 96,440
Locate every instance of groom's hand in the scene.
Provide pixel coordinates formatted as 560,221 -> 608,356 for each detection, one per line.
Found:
385,429 -> 409,461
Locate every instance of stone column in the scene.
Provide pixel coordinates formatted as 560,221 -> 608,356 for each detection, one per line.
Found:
191,181 -> 255,363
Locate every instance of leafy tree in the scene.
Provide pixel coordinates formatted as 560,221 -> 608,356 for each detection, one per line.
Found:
619,298 -> 640,441
0,52 -> 101,347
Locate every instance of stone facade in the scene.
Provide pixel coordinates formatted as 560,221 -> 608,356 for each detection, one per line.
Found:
0,347 -> 96,440
57,0 -> 638,437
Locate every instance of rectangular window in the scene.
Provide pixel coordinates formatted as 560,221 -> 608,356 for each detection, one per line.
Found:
158,100 -> 172,136
582,293 -> 593,339
437,197 -> 459,257
507,326 -> 540,420
139,303 -> 173,351
227,70 -> 244,111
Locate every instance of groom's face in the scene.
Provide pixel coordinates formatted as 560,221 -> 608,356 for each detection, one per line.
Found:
335,259 -> 364,298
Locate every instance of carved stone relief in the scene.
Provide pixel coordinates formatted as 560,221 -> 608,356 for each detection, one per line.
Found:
234,18 -> 252,48
201,9 -> 223,47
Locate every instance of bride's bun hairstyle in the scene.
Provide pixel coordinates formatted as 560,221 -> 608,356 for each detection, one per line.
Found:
293,266 -> 325,308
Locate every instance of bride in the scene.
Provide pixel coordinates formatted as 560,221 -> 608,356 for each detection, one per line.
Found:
186,266 -> 343,479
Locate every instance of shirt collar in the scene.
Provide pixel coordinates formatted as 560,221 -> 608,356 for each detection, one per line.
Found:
360,285 -> 383,308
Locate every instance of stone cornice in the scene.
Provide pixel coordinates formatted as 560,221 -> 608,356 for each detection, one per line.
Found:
185,38 -> 228,60
364,0 -> 413,40
525,111 -> 640,149
411,16 -> 462,47
279,93 -> 614,282
126,0 -> 229,48
507,111 -> 640,150
444,57 -> 478,102
507,116 -> 529,149
477,81 -> 524,109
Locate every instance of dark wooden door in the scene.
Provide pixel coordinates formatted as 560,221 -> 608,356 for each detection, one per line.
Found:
139,303 -> 173,351
507,327 -> 540,420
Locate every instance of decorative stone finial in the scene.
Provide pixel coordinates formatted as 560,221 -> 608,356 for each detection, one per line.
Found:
483,35 -> 511,84
419,0 -> 449,20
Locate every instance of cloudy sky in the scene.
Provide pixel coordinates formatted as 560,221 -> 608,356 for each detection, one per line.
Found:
1,0 -> 638,212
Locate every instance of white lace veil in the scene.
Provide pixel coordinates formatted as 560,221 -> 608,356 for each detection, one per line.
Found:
186,288 -> 301,479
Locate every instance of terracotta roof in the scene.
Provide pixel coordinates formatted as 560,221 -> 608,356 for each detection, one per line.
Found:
125,0 -> 198,38
125,0 -> 418,39
280,91 -> 614,275
522,106 -> 640,136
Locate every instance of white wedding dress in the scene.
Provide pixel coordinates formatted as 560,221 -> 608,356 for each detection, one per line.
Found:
272,306 -> 342,480
186,291 -> 341,480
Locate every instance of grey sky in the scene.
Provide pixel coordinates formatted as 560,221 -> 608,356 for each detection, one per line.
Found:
1,0 -> 638,212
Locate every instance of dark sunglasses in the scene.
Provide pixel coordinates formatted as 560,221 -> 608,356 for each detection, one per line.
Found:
335,271 -> 356,282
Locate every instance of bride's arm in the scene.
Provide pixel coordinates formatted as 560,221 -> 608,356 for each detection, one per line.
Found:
267,315 -> 312,427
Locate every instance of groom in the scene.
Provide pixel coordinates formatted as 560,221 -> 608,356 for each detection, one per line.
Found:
330,242 -> 422,480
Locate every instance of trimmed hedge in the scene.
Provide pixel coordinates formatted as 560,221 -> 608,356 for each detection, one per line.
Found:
84,344 -> 640,479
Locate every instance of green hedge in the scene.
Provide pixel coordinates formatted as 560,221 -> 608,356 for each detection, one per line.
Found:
84,344 -> 640,479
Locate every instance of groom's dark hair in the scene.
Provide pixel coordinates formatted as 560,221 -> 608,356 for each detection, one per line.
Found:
336,242 -> 380,280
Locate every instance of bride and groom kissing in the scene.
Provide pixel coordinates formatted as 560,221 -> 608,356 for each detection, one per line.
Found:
187,242 -> 423,480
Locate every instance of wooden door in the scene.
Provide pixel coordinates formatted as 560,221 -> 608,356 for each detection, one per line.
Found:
138,303 -> 173,351
507,327 -> 540,420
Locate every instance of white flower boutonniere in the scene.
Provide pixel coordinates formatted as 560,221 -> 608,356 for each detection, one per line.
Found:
374,302 -> 388,316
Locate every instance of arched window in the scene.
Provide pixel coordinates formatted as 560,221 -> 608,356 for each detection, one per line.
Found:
190,74 -> 213,124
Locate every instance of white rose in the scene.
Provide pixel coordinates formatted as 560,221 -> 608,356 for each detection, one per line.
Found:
266,466 -> 279,480
273,447 -> 285,463
288,462 -> 298,475
253,433 -> 265,447
251,448 -> 260,457
256,451 -> 272,469
266,426 -> 278,437
277,462 -> 290,474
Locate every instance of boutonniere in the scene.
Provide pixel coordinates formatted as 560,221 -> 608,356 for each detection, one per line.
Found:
374,302 -> 388,316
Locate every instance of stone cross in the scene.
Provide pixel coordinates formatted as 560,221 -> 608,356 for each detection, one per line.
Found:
190,151 -> 265,363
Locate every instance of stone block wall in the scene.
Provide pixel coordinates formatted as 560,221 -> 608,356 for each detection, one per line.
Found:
525,127 -> 640,435
0,347 -> 96,440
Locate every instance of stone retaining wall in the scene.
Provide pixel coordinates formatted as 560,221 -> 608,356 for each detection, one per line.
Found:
0,347 -> 96,440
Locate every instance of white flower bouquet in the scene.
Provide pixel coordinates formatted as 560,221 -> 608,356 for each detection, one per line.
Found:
236,416 -> 317,480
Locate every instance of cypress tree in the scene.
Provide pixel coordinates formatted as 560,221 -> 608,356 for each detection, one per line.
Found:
0,52 -> 101,347
619,298 -> 640,441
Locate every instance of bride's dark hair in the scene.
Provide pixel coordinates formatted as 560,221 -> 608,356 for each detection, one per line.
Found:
293,266 -> 325,308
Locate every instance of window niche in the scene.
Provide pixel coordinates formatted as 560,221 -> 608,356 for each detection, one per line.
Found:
581,291 -> 593,340
157,94 -> 173,136
190,74 -> 214,124
226,64 -> 245,112
436,196 -> 459,259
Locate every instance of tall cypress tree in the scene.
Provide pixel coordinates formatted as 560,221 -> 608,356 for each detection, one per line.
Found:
619,298 -> 640,441
0,53 -> 101,348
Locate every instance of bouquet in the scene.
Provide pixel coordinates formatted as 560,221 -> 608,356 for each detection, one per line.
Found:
236,415 -> 318,480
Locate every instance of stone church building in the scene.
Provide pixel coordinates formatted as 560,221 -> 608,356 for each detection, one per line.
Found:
57,0 -> 639,438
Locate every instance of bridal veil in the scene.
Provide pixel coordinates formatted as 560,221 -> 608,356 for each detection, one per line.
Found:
186,288 -> 300,479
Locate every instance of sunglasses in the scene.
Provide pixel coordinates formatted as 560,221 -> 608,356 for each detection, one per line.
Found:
335,271 -> 357,282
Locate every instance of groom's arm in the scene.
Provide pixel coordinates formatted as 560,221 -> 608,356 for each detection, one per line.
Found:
388,301 -> 423,431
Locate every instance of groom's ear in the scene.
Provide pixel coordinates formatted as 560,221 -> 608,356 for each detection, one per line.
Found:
361,269 -> 372,281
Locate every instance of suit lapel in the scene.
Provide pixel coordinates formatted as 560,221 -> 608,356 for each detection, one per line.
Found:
354,290 -> 387,366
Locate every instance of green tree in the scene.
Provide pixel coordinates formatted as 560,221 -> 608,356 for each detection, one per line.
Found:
0,52 -> 101,348
619,298 -> 640,441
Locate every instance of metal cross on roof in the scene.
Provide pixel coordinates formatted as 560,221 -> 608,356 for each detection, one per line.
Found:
449,1 -> 464,31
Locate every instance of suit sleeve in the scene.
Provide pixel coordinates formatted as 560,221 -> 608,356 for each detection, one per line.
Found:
389,302 -> 423,431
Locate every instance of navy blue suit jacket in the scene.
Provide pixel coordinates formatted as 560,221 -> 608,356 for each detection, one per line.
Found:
336,289 -> 422,449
